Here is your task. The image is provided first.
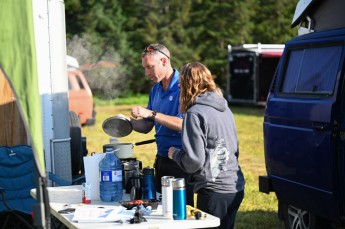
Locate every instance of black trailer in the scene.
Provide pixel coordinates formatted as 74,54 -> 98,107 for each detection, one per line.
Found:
226,44 -> 284,105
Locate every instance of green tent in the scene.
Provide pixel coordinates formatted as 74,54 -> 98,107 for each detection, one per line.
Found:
0,0 -> 48,227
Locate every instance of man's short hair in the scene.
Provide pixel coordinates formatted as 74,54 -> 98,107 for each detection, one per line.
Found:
142,44 -> 170,59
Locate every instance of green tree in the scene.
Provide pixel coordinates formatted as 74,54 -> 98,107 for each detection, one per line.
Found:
251,0 -> 298,43
186,0 -> 256,89
65,0 -> 133,98
120,0 -> 197,93
65,0 -> 300,96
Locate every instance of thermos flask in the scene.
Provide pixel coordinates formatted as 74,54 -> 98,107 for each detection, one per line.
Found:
161,176 -> 174,218
142,166 -> 156,199
172,178 -> 186,220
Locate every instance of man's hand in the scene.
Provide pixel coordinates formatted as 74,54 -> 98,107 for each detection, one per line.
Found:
168,147 -> 176,159
131,106 -> 152,119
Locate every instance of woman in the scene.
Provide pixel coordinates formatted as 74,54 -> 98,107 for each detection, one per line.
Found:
168,62 -> 245,229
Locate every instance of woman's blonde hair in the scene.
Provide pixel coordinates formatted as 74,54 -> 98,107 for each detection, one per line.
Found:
179,62 -> 222,113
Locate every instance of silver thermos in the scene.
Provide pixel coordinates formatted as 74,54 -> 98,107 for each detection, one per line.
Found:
161,176 -> 174,218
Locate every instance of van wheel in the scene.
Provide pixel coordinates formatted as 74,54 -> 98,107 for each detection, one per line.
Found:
92,104 -> 96,119
283,204 -> 329,229
69,111 -> 83,176
85,105 -> 96,126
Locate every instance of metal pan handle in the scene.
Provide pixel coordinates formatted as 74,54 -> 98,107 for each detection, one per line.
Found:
134,139 -> 156,146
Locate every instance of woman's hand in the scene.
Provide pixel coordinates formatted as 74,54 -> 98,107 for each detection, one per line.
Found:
168,147 -> 176,159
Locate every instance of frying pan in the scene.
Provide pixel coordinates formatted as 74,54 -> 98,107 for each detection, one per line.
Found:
102,115 -> 156,158
102,115 -> 133,137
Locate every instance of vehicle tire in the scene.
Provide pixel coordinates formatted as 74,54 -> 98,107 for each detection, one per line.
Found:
85,105 -> 96,126
283,204 -> 330,229
92,104 -> 96,119
69,110 -> 83,176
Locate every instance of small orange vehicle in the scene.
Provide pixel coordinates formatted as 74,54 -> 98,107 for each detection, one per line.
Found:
67,56 -> 95,126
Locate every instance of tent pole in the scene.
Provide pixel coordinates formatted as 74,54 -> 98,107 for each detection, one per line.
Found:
33,164 -> 51,229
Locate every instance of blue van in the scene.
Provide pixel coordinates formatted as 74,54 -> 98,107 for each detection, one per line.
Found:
259,0 -> 345,228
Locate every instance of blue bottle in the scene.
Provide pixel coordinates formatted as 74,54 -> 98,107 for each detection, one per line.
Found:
142,166 -> 156,200
99,148 -> 123,202
172,178 -> 186,220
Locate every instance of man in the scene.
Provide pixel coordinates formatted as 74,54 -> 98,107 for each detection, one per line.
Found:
129,43 -> 194,206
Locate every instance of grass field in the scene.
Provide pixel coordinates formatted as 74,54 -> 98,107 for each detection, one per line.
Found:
82,104 -> 284,229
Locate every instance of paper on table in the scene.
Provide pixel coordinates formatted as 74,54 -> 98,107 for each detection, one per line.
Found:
72,206 -> 129,223
83,153 -> 104,200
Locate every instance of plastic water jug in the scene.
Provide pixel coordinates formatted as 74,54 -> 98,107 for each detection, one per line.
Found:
99,148 -> 123,202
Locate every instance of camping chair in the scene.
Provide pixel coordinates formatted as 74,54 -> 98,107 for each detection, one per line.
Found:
0,145 -> 36,229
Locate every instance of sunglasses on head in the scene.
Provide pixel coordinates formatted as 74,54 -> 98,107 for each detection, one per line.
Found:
144,46 -> 170,59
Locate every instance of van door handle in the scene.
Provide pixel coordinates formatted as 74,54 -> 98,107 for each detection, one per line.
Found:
339,130 -> 345,141
312,123 -> 327,130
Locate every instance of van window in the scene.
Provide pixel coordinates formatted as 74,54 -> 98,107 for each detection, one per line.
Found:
76,75 -> 85,89
68,78 -> 72,90
280,44 -> 343,96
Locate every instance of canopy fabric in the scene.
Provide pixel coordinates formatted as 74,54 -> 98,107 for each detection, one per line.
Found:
0,0 -> 45,176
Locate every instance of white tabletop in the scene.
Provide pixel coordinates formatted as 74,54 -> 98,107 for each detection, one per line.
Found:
31,185 -> 220,229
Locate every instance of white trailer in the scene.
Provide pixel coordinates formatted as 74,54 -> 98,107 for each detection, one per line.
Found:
226,43 -> 285,105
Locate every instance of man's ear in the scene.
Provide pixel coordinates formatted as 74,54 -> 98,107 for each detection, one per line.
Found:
161,58 -> 167,66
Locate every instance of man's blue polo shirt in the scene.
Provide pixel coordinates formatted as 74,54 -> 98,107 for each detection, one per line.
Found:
147,69 -> 182,157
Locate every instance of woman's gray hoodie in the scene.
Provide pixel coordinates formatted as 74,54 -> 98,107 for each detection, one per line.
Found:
172,91 -> 245,193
